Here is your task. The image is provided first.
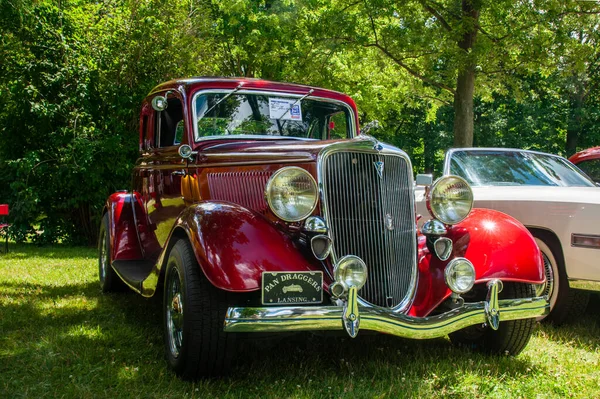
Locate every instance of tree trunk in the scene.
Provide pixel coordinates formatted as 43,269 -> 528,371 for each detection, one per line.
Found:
452,0 -> 480,148
453,68 -> 476,147
566,84 -> 585,156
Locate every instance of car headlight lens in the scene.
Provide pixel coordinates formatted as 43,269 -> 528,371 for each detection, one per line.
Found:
445,257 -> 475,294
428,175 -> 473,225
334,255 -> 367,289
265,167 -> 318,222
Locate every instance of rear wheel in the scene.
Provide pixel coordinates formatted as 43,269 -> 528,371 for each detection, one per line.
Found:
449,283 -> 536,355
535,237 -> 590,325
98,213 -> 125,292
163,239 -> 236,379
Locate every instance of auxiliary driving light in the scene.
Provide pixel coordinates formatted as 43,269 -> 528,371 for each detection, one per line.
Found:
444,257 -> 475,294
334,255 -> 368,290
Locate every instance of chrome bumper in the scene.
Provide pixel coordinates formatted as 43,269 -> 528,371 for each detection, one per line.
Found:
224,281 -> 549,339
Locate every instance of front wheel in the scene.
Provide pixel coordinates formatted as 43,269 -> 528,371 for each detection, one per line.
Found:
535,238 -> 589,325
163,239 -> 236,379
449,283 -> 536,356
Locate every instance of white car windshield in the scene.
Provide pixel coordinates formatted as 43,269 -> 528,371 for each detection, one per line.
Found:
449,150 -> 596,187
193,92 -> 352,141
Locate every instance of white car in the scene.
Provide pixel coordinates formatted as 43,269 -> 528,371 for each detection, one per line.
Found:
416,148 -> 600,324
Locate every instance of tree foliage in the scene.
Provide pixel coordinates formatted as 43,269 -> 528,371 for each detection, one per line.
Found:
0,0 -> 599,244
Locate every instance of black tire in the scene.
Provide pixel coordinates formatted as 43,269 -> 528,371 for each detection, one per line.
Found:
535,237 -> 590,325
449,283 -> 536,356
163,239 -> 236,379
98,213 -> 125,292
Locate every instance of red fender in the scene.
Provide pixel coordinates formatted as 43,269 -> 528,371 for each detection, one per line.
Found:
176,201 -> 322,292
105,191 -> 160,262
105,192 -> 143,261
409,208 -> 544,317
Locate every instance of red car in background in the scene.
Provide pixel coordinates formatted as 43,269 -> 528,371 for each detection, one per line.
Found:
570,147 -> 600,183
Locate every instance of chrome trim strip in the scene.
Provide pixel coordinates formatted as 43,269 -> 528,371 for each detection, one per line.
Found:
224,296 -> 549,338
190,89 -> 357,142
317,138 -> 418,312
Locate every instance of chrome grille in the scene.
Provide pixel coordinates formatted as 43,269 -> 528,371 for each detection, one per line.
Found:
322,150 -> 416,308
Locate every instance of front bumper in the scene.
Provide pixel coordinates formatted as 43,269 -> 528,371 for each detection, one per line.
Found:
224,280 -> 549,339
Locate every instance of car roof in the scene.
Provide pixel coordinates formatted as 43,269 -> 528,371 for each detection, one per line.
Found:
569,146 -> 600,164
150,76 -> 349,98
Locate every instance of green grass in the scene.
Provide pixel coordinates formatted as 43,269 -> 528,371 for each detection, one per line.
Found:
1,243 -> 599,398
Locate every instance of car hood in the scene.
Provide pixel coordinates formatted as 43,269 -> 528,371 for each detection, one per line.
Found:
193,137 -> 368,165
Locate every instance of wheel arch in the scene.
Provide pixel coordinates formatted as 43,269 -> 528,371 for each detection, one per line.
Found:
526,227 -> 567,277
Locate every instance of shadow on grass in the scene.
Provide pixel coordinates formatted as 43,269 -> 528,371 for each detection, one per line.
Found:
1,272 -> 570,398
537,292 -> 600,351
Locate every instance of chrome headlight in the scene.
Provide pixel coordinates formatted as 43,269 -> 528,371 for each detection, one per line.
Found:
334,255 -> 367,289
265,167 -> 318,222
445,257 -> 475,294
427,175 -> 473,225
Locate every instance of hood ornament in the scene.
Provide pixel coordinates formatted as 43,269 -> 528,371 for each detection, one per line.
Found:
385,213 -> 394,231
373,161 -> 384,179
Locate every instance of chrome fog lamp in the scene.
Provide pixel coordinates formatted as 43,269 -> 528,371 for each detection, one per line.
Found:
427,175 -> 473,225
444,257 -> 475,294
334,255 -> 368,290
265,167 -> 318,222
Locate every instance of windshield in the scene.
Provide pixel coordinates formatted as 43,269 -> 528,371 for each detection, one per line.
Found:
448,150 -> 596,187
193,92 -> 353,141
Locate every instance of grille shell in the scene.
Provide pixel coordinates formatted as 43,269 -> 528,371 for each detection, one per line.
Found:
320,147 -> 417,309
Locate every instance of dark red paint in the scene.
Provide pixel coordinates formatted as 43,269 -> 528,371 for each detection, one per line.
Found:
409,208 -> 544,317
568,146 -> 600,164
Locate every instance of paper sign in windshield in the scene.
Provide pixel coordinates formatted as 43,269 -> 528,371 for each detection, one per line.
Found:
269,98 -> 302,121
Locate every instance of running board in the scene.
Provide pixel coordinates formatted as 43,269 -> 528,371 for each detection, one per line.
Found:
112,259 -> 155,293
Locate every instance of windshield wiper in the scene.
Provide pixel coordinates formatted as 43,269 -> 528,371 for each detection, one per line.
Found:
276,89 -> 314,123
201,83 -> 245,118
275,89 -> 314,135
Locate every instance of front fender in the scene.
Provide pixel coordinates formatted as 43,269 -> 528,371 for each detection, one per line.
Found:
175,201 -> 321,292
410,208 -> 544,317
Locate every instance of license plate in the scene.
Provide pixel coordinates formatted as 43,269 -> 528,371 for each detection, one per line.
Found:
261,271 -> 323,305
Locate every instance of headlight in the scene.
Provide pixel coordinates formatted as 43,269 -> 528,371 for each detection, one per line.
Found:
265,167 -> 318,222
334,255 -> 367,289
445,257 -> 475,294
427,175 -> 473,225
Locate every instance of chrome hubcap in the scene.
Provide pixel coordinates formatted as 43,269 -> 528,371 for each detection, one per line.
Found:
166,267 -> 183,357
536,252 -> 555,300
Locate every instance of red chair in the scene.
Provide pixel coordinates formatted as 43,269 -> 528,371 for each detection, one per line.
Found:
0,204 -> 9,253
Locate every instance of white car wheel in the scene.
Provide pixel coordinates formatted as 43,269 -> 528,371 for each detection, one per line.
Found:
534,238 -> 558,318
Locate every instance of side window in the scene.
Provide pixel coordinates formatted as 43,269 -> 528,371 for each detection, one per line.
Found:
328,112 -> 348,139
155,97 -> 185,148
140,115 -> 148,151
577,159 -> 600,183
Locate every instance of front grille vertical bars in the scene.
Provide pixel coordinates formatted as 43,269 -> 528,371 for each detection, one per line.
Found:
322,149 -> 416,309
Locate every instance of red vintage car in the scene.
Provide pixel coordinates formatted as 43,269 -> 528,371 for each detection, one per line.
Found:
99,77 -> 549,379
569,146 -> 600,183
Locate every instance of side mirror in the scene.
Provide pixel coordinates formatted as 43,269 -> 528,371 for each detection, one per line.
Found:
151,96 -> 168,111
360,120 -> 380,135
178,144 -> 198,160
416,174 -> 433,186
